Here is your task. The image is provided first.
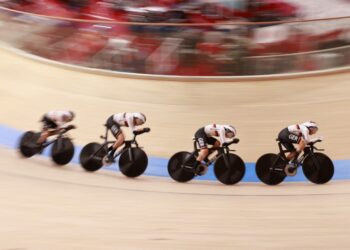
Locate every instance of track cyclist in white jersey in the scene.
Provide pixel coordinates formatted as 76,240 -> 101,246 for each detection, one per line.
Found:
193,124 -> 237,175
37,110 -> 75,145
278,121 -> 323,167
104,112 -> 150,164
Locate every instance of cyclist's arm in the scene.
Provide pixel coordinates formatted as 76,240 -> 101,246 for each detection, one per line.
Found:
124,114 -> 136,131
301,126 -> 318,144
218,126 -> 226,145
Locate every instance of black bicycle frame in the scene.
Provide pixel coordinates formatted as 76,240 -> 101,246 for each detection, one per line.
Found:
42,128 -> 71,148
182,139 -> 237,170
273,140 -> 323,172
90,126 -> 141,161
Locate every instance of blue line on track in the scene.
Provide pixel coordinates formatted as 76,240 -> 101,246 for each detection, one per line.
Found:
1,124 -> 349,182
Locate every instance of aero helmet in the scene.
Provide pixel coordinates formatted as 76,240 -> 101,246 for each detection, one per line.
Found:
134,112 -> 146,124
224,125 -> 236,137
303,121 -> 318,129
68,111 -> 75,120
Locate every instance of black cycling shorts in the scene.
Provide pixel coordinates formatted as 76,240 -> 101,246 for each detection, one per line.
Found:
195,127 -> 218,149
41,115 -> 58,129
278,128 -> 301,152
106,115 -> 122,137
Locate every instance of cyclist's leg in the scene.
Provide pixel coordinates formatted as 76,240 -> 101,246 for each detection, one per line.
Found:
106,116 -> 124,158
295,138 -> 306,154
193,128 -> 211,175
205,138 -> 219,160
209,138 -> 220,148
194,128 -> 210,163
278,128 -> 299,161
37,116 -> 57,144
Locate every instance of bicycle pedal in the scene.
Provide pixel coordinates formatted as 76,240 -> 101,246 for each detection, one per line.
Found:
195,165 -> 208,176
102,155 -> 115,166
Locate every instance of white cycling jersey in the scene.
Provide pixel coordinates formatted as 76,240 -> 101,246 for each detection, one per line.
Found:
287,122 -> 318,144
112,112 -> 139,131
204,124 -> 235,144
46,111 -> 72,128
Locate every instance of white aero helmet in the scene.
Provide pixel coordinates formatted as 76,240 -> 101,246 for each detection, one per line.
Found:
68,110 -> 75,119
302,121 -> 318,130
224,125 -> 236,137
62,110 -> 74,121
133,112 -> 146,124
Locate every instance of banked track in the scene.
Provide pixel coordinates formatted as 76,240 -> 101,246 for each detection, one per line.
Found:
0,48 -> 350,249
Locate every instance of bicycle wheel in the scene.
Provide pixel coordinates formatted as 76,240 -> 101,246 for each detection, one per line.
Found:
51,138 -> 75,165
302,152 -> 334,184
79,143 -> 107,172
255,153 -> 286,185
214,153 -> 245,185
119,148 -> 148,177
167,151 -> 196,183
18,131 -> 41,158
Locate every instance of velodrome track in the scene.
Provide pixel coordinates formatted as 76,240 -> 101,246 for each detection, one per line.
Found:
1,47 -> 350,249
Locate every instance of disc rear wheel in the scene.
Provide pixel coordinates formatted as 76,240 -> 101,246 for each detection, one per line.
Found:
18,131 -> 42,158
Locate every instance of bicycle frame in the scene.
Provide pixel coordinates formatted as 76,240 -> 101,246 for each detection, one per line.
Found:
90,126 -> 142,161
182,139 -> 238,170
42,128 -> 72,148
274,140 -> 324,172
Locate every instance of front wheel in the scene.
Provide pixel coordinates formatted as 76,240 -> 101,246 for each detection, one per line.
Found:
255,153 -> 286,185
119,148 -> 148,178
51,137 -> 75,165
79,143 -> 107,172
167,151 -> 196,183
18,131 -> 41,158
302,152 -> 334,184
214,153 -> 245,185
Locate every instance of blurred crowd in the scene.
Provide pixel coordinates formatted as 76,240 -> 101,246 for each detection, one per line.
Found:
2,0 -> 298,22
1,0 -> 350,75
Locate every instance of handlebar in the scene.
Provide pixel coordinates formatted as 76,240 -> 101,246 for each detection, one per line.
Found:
194,137 -> 239,152
207,138 -> 240,152
308,139 -> 322,146
222,138 -> 240,147
307,140 -> 325,151
60,125 -> 76,134
100,127 -> 150,141
133,127 -> 151,136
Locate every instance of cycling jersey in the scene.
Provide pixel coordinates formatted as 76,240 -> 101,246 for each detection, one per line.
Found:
43,111 -> 72,129
287,122 -> 318,144
204,124 -> 234,144
111,112 -> 138,131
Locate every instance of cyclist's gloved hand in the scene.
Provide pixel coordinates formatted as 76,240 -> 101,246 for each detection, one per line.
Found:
222,142 -> 229,147
143,127 -> 151,133
65,124 -> 76,130
133,130 -> 141,135
317,136 -> 324,141
232,138 -> 240,143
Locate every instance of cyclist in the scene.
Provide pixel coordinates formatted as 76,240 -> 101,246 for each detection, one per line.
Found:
278,121 -> 322,166
104,112 -> 149,164
193,124 -> 237,175
37,110 -> 75,145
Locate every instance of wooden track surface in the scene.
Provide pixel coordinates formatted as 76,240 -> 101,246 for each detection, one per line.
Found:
0,48 -> 350,249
